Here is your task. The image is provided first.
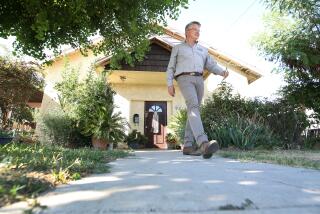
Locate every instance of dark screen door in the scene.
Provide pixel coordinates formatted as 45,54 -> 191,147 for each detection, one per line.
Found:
144,101 -> 167,148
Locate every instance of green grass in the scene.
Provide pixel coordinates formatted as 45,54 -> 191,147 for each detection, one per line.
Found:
0,142 -> 131,207
217,149 -> 320,170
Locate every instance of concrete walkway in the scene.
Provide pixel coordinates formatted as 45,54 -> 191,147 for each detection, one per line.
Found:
1,150 -> 320,214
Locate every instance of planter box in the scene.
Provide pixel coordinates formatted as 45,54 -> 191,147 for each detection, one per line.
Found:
0,137 -> 13,145
92,137 -> 108,150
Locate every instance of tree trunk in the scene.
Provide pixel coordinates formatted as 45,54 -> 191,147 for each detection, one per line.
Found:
0,106 -> 11,130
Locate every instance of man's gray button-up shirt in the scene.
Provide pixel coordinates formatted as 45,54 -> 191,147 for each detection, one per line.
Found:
166,42 -> 225,86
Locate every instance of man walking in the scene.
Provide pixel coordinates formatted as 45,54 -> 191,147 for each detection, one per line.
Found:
166,21 -> 229,159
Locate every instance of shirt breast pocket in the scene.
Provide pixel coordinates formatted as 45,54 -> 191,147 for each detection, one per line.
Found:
177,50 -> 192,62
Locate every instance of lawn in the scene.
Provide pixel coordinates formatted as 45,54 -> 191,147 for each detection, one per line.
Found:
217,149 -> 320,170
0,142 -> 131,207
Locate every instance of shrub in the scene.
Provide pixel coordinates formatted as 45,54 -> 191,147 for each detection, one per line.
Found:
124,130 -> 148,149
303,137 -> 318,149
53,68 -> 127,148
256,100 -> 309,149
38,109 -> 73,146
0,129 -> 13,137
38,109 -> 91,147
168,109 -> 187,144
166,133 -> 180,149
207,115 -> 278,150
10,105 -> 36,129
0,57 -> 44,129
201,82 -> 308,149
202,82 -> 260,126
303,130 -> 320,150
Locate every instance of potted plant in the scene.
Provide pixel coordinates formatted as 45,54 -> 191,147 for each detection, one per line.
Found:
88,111 -> 127,150
166,133 -> 179,150
78,72 -> 127,150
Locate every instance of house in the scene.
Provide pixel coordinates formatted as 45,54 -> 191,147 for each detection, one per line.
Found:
39,27 -> 262,149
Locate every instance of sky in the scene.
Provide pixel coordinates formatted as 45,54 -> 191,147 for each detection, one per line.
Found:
0,0 -> 285,99
167,0 -> 285,99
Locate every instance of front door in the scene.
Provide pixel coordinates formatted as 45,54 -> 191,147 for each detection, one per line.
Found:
144,101 -> 167,149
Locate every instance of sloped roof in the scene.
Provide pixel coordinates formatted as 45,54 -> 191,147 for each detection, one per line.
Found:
162,27 -> 262,83
97,27 -> 262,84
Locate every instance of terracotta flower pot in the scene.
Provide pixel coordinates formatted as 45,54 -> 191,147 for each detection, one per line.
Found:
92,137 -> 108,150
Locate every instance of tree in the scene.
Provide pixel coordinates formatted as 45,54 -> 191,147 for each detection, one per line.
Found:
252,0 -> 320,118
0,0 -> 188,65
0,57 -> 44,129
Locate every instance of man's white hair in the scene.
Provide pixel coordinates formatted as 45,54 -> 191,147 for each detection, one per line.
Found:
185,21 -> 201,32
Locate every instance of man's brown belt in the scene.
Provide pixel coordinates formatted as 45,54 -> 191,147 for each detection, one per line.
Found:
175,72 -> 203,79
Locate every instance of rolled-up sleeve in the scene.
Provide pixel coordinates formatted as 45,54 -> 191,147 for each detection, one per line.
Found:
205,54 -> 225,75
166,45 -> 178,86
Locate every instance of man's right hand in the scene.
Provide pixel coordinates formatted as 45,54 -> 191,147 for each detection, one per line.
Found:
168,85 -> 175,97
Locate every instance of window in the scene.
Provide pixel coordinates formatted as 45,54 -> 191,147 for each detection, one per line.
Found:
148,105 -> 162,113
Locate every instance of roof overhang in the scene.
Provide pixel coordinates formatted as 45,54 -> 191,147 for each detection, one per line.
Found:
163,27 -> 262,84
107,70 -> 168,85
60,26 -> 262,85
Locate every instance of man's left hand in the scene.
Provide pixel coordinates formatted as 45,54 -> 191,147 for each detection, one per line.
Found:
222,70 -> 229,79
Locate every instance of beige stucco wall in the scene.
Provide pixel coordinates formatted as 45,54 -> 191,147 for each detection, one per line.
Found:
110,83 -> 185,134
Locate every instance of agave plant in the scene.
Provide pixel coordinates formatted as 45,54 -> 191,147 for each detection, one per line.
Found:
82,109 -> 127,145
208,115 -> 278,150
